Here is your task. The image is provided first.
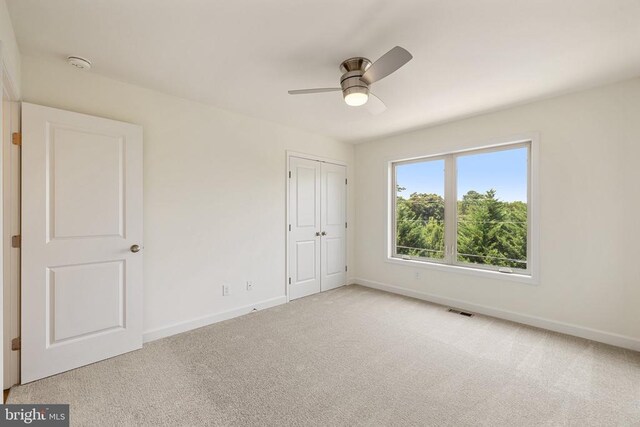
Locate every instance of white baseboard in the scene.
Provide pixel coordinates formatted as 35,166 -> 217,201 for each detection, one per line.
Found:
143,295 -> 287,343
354,277 -> 640,352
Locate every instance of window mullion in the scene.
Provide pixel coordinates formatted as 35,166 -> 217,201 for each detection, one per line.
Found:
444,154 -> 457,265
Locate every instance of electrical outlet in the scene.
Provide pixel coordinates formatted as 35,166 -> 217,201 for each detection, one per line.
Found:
222,284 -> 230,296
246,281 -> 254,291
415,271 -> 421,280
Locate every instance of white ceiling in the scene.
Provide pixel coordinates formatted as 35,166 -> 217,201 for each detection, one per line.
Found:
7,0 -> 640,142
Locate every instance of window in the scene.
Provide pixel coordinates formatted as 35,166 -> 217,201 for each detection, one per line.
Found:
395,158 -> 445,260
392,141 -> 532,276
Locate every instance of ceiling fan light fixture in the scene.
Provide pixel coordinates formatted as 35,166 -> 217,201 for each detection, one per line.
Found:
343,87 -> 369,107
287,46 -> 412,114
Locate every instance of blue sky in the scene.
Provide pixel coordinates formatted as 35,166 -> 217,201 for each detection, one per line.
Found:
396,147 -> 527,202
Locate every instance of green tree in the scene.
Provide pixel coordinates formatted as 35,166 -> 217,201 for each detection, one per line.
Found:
457,189 -> 526,269
406,192 -> 444,222
396,189 -> 526,267
396,192 -> 445,259
396,200 -> 426,257
459,190 -> 484,215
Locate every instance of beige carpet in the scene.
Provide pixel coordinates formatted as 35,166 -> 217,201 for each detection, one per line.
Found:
8,285 -> 640,426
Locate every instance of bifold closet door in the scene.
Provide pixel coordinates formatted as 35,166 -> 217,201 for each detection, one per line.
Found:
288,157 -> 322,300
320,162 -> 346,291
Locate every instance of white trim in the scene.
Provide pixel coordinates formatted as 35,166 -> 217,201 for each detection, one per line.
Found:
386,133 -> 540,284
444,154 -> 456,264
355,277 -> 640,352
384,257 -> 537,285
1,44 -> 20,102
1,41 -> 20,390
382,132 -> 539,164
143,295 -> 287,343
1,62 -> 18,101
528,133 -> 541,282
285,153 -> 290,302
286,150 -> 347,166
0,45 -> 4,392
2,100 -> 20,389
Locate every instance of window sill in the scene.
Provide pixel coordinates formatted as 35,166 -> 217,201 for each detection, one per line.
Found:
385,256 -> 538,285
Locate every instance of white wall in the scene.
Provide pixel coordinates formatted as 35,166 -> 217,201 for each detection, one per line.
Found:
354,77 -> 640,348
20,55 -> 355,340
0,0 -> 20,96
16,53 -> 640,351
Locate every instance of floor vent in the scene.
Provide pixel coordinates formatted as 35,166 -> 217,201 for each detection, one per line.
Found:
448,308 -> 474,317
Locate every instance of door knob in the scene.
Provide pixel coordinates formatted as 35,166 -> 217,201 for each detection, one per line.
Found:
321,231 -> 327,236
315,232 -> 321,237
130,244 -> 141,253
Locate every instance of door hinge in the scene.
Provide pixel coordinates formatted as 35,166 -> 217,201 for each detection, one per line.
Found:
345,178 -> 347,185
11,235 -> 21,248
288,224 -> 291,231
11,337 -> 20,351
345,265 -> 348,272
12,132 -> 21,146
288,277 -> 291,285
288,171 -> 291,178
345,222 -> 347,229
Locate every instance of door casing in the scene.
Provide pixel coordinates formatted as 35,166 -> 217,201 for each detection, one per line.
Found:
2,74 -> 21,390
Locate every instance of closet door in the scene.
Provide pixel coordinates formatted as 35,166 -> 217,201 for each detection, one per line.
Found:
288,157 -> 321,300
320,163 -> 347,291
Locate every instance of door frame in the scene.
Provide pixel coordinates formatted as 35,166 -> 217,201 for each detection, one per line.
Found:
2,97 -> 19,390
1,46 -> 21,390
285,151 -> 347,302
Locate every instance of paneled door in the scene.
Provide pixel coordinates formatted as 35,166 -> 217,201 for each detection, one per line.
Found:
320,162 -> 346,291
288,156 -> 346,300
21,103 -> 143,383
288,157 -> 321,300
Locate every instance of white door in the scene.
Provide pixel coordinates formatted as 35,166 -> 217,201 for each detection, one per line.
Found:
21,103 -> 143,383
288,156 -> 346,300
320,163 -> 346,291
288,157 -> 321,300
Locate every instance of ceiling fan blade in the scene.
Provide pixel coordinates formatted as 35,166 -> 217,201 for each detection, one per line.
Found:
367,93 -> 387,115
361,46 -> 413,85
288,88 -> 342,95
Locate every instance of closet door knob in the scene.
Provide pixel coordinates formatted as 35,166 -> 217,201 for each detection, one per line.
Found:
321,231 -> 327,236
315,232 -> 321,237
130,244 -> 141,253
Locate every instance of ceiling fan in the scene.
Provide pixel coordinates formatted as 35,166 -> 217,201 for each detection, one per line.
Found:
288,46 -> 413,114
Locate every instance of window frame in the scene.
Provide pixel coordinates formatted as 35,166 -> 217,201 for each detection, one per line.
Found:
392,154 -> 448,264
387,136 -> 538,285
